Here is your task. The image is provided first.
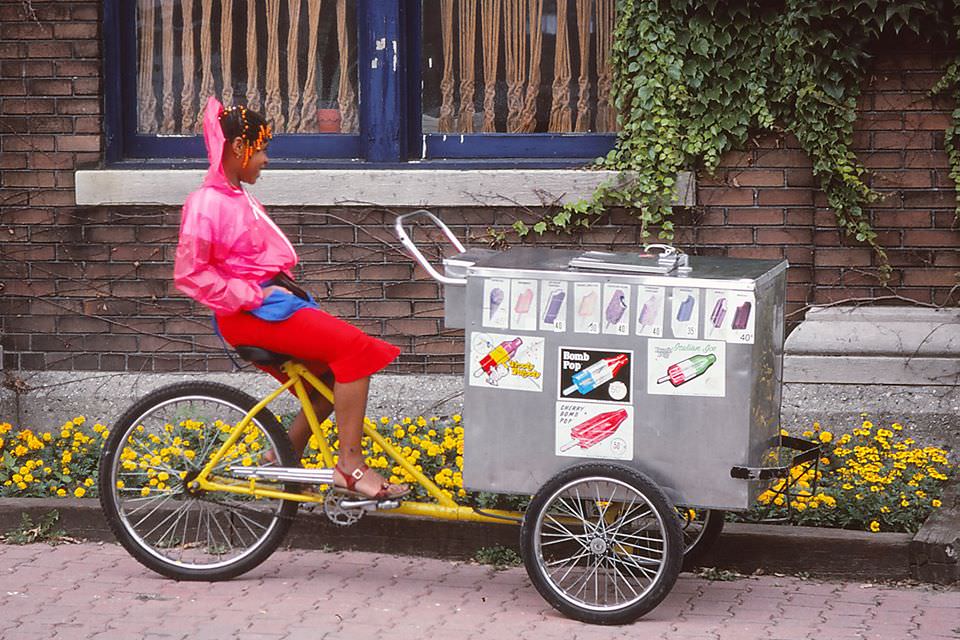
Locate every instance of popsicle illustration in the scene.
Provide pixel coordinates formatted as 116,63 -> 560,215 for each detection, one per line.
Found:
514,287 -> 534,323
488,287 -> 504,319
657,354 -> 717,387
605,290 -> 627,326
731,301 -> 752,330
710,298 -> 727,329
542,289 -> 566,324
560,409 -> 629,452
638,295 -> 659,326
474,337 -> 523,377
563,353 -> 629,396
676,295 -> 695,322
578,290 -> 597,317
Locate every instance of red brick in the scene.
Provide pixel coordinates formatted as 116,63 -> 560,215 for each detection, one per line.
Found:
754,149 -> 811,167
814,248 -> 873,266
57,135 -> 100,152
1,97 -> 55,114
870,170 -> 933,188
0,152 -> 27,168
727,208 -> 784,226
901,269 -> 959,286
56,99 -> 99,115
0,79 -> 25,95
698,228 -> 754,245
29,153 -> 75,170
854,114 -> 903,131
903,229 -> 960,246
72,77 -> 99,95
3,135 -> 55,151
53,23 -> 98,39
785,208 -> 815,226
861,152 -> 904,169
2,171 -> 55,188
697,187 -> 755,206
716,150 -> 755,167
382,318 -> 440,336
756,228 -> 813,245
903,151 -> 950,169
384,282 -> 440,299
872,131 -> 934,149
814,287 -> 873,303
785,169 -> 815,187
932,170 -> 955,188
729,169 -> 784,187
933,211 -> 959,228
757,190 -> 814,206
900,190 -> 957,207
26,78 -> 72,96
872,93 -> 935,111
842,270 -> 901,286
873,210 -> 932,227
904,112 -> 953,130
903,72 -> 942,91
72,41 -> 99,58
933,250 -> 960,266
0,22 -> 54,39
812,268 -> 841,285
55,59 -> 99,77
358,264 -> 414,280
784,247 -> 814,265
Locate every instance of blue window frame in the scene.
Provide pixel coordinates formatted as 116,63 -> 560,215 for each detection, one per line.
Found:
104,0 -> 616,167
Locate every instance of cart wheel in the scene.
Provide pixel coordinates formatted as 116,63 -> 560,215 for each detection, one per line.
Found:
677,507 -> 725,570
520,463 -> 683,625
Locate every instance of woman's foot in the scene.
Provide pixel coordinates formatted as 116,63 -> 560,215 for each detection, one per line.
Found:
334,463 -> 410,500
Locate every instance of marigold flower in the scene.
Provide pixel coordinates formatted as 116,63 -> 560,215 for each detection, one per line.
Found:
74,487 -> 86,498
869,521 -> 880,532
932,499 -> 942,508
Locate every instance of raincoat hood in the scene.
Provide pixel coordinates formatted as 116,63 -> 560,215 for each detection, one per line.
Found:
202,96 -> 230,190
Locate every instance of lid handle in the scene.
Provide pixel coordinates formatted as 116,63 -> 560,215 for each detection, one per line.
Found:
394,210 -> 467,285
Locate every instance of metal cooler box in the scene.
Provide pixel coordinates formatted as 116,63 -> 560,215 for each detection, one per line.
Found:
399,212 -> 791,511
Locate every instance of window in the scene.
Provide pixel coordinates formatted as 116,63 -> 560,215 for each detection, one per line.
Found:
105,0 -> 617,165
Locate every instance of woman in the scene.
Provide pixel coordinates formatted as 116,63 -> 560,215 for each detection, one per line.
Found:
174,97 -> 409,500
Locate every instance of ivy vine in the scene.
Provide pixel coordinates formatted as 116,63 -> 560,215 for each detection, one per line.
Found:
518,0 -> 959,273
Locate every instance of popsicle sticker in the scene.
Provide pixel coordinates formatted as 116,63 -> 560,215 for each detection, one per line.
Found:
539,282 -> 568,332
727,292 -> 756,343
647,339 -> 725,397
657,354 -> 717,387
635,286 -> 665,338
562,354 -> 629,397
510,280 -> 538,331
671,288 -> 699,339
556,402 -> 633,460
482,278 -> 509,328
573,282 -> 601,334
703,290 -> 729,340
469,332 -> 545,392
602,285 -> 630,335
559,409 -> 628,452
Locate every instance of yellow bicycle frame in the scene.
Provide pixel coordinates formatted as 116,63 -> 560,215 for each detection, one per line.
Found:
189,361 -> 520,525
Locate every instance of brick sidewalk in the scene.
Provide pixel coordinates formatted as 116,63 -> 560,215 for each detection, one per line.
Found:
0,542 -> 956,640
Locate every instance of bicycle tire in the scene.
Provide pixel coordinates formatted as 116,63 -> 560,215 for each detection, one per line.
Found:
520,463 -> 683,625
678,508 -> 725,570
98,381 -> 299,581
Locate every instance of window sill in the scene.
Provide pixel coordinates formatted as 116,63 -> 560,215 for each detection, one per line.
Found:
74,168 -> 695,207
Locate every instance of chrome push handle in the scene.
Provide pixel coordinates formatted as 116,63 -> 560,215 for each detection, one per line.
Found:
394,209 -> 467,285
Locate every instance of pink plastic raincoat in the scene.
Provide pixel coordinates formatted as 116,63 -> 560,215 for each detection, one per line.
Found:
174,97 -> 297,314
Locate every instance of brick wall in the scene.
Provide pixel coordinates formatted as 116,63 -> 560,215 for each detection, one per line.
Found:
1,2 -> 958,375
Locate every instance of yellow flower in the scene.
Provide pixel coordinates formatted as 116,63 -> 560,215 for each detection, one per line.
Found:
74,487 -> 86,498
869,521 -> 880,532
56,488 -> 66,497
818,431 -> 833,443
932,499 -> 942,508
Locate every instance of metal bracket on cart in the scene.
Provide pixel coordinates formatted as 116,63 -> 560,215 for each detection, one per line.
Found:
394,209 -> 467,285
729,435 -> 822,481
643,243 -> 692,273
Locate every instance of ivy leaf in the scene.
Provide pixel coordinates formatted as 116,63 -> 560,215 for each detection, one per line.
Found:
532,222 -> 547,235
512,221 -> 529,237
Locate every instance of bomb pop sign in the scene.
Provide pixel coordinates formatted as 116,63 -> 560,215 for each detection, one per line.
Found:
559,348 -> 632,403
556,403 -> 633,460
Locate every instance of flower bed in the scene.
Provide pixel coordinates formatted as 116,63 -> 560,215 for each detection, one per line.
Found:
0,415 -> 952,534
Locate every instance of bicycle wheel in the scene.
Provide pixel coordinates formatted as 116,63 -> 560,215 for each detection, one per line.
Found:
98,381 -> 299,581
677,507 -> 725,569
520,463 -> 683,625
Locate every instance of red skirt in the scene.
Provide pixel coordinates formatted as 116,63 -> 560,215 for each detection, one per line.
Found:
215,307 -> 400,385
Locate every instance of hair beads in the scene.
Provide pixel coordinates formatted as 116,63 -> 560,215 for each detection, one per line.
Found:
219,105 -> 272,168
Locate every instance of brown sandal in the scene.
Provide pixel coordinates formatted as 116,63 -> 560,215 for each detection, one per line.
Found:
334,463 -> 410,500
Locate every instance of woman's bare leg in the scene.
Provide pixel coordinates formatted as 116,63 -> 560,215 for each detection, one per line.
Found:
333,376 -> 407,497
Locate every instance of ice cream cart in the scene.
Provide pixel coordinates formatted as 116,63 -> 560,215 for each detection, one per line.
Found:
396,211 -> 819,624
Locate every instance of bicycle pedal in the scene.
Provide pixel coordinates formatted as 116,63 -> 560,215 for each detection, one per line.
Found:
338,497 -> 401,511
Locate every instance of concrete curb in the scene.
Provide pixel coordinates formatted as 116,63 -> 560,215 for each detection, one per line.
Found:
0,497 -> 914,581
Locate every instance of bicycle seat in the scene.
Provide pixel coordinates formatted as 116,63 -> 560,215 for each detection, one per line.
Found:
234,345 -> 293,366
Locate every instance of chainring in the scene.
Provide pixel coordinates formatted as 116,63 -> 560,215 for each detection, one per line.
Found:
323,491 -> 364,526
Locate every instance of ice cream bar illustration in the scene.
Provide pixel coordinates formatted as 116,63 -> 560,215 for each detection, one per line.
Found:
578,290 -> 597,317
676,295 -> 695,322
710,298 -> 727,328
657,354 -> 717,387
476,337 -> 523,376
605,290 -> 627,326
563,353 -> 629,396
731,301 -> 751,330
514,288 -> 534,322
543,289 -> 565,324
560,409 -> 629,452
488,287 -> 504,319
638,295 -> 659,326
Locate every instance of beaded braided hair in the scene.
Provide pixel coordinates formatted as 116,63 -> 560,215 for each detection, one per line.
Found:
219,105 -> 272,168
